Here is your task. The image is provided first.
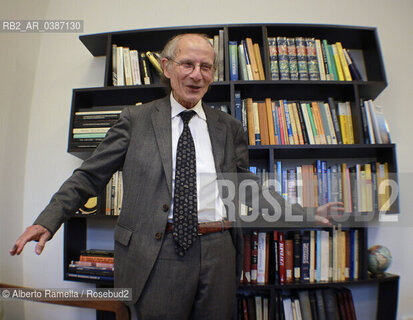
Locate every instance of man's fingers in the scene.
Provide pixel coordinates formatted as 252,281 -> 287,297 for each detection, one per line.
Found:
10,225 -> 50,256
35,231 -> 51,255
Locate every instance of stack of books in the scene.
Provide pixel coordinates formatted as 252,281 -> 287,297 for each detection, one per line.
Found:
68,249 -> 114,282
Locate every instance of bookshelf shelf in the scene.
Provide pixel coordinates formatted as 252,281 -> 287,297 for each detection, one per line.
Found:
65,24 -> 399,320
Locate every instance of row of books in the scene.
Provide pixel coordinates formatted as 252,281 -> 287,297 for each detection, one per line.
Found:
237,288 -> 356,320
105,171 -> 123,216
71,105 -> 138,149
272,160 -> 391,212
112,44 -> 162,86
241,228 -> 359,286
229,38 -> 266,81
237,295 -> 269,320
268,37 -> 364,82
67,249 -> 114,282
112,31 -> 225,86
235,94 -> 391,146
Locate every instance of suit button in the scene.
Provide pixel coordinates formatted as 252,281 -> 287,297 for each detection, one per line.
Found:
155,232 -> 162,240
162,204 -> 169,212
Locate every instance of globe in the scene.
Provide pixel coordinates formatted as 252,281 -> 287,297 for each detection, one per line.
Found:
368,245 -> 392,274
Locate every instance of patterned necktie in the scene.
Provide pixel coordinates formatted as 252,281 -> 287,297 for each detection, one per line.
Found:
172,110 -> 198,256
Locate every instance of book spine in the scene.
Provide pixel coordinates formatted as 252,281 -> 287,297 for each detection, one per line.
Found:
306,38 -> 320,80
296,37 -> 309,81
277,37 -> 290,80
229,41 -> 239,81
287,38 -> 299,80
268,37 -> 280,80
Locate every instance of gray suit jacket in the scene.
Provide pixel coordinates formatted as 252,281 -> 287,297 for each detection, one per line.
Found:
35,95 -> 310,304
34,96 -> 251,304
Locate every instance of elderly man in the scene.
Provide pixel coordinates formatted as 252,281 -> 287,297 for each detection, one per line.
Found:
11,33 -> 341,319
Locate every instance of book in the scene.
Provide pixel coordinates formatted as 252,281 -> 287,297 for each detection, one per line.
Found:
277,37 -> 290,80
257,102 -> 270,145
218,30 -> 225,81
246,38 -> 260,80
287,38 -> 299,80
366,99 -> 391,144
229,41 -> 239,80
112,44 -> 117,85
139,52 -> 151,84
331,44 -> 345,81
296,37 -> 309,80
116,46 -> 124,86
306,38 -> 320,80
254,43 -> 265,80
145,51 -> 163,75
123,47 -> 133,85
129,50 -> 142,85
238,43 -> 248,80
336,42 -> 352,81
268,37 -> 280,80
315,39 -> 326,80
265,98 -> 276,145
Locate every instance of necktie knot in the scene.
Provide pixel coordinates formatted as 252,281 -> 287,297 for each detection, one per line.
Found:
179,110 -> 196,125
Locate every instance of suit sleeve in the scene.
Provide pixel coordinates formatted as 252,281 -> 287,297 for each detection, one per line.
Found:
34,107 -> 132,237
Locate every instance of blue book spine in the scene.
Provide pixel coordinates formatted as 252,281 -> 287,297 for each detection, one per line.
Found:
276,161 -> 282,195
317,160 -> 322,206
234,91 -> 242,122
350,229 -> 355,279
229,41 -> 239,81
321,161 -> 328,205
283,100 -> 294,143
327,167 -> 331,202
282,169 -> 288,200
316,230 -> 322,281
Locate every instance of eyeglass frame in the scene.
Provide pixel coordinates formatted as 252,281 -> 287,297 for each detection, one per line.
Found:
166,57 -> 216,76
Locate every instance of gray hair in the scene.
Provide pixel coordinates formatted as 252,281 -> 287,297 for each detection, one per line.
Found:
161,33 -> 218,68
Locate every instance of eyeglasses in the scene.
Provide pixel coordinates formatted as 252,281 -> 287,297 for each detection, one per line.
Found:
167,58 -> 215,75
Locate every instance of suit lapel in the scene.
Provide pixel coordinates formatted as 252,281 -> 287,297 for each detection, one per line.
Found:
151,97 -> 173,197
203,102 -> 227,173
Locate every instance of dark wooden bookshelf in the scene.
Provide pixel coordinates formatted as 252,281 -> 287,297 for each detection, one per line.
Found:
64,24 -> 399,320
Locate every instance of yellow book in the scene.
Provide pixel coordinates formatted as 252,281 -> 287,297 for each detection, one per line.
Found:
279,100 -> 290,145
364,164 -> 373,212
246,98 -> 256,145
292,103 -> 304,144
288,103 -> 299,144
311,102 -> 327,144
336,42 -> 352,81
332,44 -> 345,81
245,38 -> 260,80
254,43 -> 265,80
345,102 -> 355,144
265,98 -> 276,145
252,102 -> 261,145
337,102 -> 349,144
145,51 -> 163,74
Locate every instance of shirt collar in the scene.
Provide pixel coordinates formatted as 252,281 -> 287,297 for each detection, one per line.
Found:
170,93 -> 206,121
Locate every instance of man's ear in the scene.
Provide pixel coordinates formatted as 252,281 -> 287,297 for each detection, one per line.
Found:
161,58 -> 171,79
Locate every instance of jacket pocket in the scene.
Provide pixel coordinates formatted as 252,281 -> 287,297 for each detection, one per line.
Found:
114,224 -> 133,247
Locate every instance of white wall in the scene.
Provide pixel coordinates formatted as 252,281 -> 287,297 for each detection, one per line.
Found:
1,0 -> 412,319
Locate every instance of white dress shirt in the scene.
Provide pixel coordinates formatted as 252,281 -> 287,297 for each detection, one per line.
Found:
168,94 -> 226,222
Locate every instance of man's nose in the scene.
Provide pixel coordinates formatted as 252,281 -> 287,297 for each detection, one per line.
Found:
189,65 -> 202,80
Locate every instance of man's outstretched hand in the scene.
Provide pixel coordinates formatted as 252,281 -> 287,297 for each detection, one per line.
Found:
10,225 -> 51,256
315,202 -> 345,225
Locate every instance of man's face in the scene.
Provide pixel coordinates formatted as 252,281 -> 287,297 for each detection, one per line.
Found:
162,35 -> 215,109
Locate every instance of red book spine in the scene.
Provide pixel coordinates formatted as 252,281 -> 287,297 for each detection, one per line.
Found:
278,232 -> 285,284
251,231 -> 258,284
243,233 -> 251,284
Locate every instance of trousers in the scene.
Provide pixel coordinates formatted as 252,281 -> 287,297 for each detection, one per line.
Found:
133,230 -> 237,320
